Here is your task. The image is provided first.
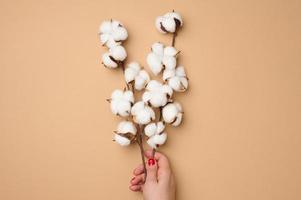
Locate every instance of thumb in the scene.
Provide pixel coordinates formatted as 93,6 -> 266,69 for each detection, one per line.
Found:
145,158 -> 157,183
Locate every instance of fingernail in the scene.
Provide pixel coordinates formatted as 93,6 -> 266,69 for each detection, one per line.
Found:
148,158 -> 155,166
131,177 -> 135,181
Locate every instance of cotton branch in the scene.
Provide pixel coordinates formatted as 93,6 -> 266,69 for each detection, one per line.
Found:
99,10 -> 188,183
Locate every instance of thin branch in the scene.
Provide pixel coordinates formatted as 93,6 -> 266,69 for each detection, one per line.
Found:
137,125 -> 147,181
172,31 -> 177,47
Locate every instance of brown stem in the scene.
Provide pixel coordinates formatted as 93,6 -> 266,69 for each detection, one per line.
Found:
152,148 -> 156,158
159,106 -> 163,121
137,125 -> 147,181
172,31 -> 177,47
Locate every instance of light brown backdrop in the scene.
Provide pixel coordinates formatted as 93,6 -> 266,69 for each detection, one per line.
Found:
0,0 -> 300,199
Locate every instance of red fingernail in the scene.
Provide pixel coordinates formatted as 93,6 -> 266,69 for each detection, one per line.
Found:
148,158 -> 155,166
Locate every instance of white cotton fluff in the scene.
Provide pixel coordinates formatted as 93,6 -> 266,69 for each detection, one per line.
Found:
144,122 -> 165,137
134,70 -> 150,90
102,45 -> 127,68
131,101 -> 155,124
162,102 -> 183,126
110,45 -> 127,61
147,42 -> 178,75
147,133 -> 167,149
155,11 -> 183,34
124,62 -> 150,90
114,134 -> 131,146
110,89 -> 134,117
102,52 -> 118,68
117,121 -> 137,135
163,66 -> 188,92
124,62 -> 141,83
142,80 -> 173,108
99,20 -> 128,48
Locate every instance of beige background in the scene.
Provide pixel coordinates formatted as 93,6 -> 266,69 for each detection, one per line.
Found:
1,0 -> 301,199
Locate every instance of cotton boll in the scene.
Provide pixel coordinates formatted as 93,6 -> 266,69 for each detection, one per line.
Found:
147,133 -> 167,149
148,93 -> 166,108
144,121 -> 165,137
122,90 -> 134,103
143,80 -> 172,108
162,56 -> 176,70
112,27 -> 128,41
117,121 -> 137,135
164,47 -> 178,57
114,134 -> 130,146
162,102 -> 183,125
165,12 -> 183,27
109,89 -> 134,117
112,99 -> 131,117
153,133 -> 167,145
147,137 -> 157,149
162,103 -> 178,123
155,11 -> 183,34
147,53 -> 163,75
110,45 -> 127,61
124,62 -> 141,83
168,77 -> 182,91
144,123 -> 157,137
151,42 -> 164,55
162,17 -> 176,33
164,66 -> 189,92
134,70 -> 150,90
102,52 -> 118,68
131,101 -> 155,124
163,69 -> 176,81
147,43 -> 178,75
99,19 -> 128,48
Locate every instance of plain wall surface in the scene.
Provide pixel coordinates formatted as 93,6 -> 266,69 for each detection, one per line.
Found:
0,0 -> 301,199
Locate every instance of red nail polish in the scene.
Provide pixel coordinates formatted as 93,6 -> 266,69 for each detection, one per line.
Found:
148,158 -> 155,166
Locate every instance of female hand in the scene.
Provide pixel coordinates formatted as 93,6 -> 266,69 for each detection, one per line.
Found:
129,150 -> 176,200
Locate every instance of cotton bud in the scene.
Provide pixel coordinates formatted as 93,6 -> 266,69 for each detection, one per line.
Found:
102,45 -> 127,68
162,102 -> 183,126
109,89 -> 134,117
99,20 -> 128,48
113,121 -> 137,146
147,42 -> 179,75
131,101 -> 155,124
163,66 -> 188,92
155,11 -> 183,34
142,80 -> 173,108
124,62 -> 150,90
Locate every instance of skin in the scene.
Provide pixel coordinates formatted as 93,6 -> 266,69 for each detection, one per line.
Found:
129,150 -> 176,200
